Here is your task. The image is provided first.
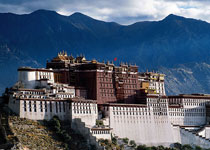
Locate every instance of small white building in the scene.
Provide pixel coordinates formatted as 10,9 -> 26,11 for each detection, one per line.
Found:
18,67 -> 54,89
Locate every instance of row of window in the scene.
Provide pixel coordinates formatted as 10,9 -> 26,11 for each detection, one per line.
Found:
72,102 -> 92,106
21,91 -> 44,95
56,94 -> 74,98
169,108 -> 205,112
99,78 -> 112,82
113,119 -> 168,124
153,112 -> 167,116
147,99 -> 167,103
73,110 -> 92,114
113,111 -> 150,116
100,83 -> 113,88
149,104 -> 167,107
101,93 -> 115,97
100,89 -> 114,93
183,99 -> 207,103
153,108 -> 167,113
72,106 -> 93,110
150,82 -> 164,86
169,112 -> 205,117
92,130 -> 110,134
38,71 -> 51,75
184,102 -> 205,106
21,95 -> 46,99
39,75 -> 51,79
112,107 -> 147,111
23,101 -> 68,113
98,73 -> 112,77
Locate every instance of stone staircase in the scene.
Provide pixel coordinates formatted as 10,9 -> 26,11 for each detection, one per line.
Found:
179,126 -> 210,149
193,125 -> 210,140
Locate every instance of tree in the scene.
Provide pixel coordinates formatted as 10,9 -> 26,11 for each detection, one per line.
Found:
129,140 -> 136,147
157,145 -> 165,150
195,146 -> 202,150
112,136 -> 117,145
174,142 -> 182,149
150,146 -> 158,150
122,137 -> 129,144
136,145 -> 148,150
104,139 -> 109,145
182,144 -> 192,150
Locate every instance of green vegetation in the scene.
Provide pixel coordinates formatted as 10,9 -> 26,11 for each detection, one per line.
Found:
47,116 -> 71,149
122,137 -> 129,144
136,145 -> 148,150
98,138 -> 210,150
129,140 -> 136,147
98,137 -> 123,150
9,115 -> 66,150
5,113 -> 94,150
96,119 -> 104,126
112,136 -> 117,145
182,144 -> 193,150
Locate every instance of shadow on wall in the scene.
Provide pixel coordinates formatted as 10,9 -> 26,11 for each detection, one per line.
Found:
183,102 -> 207,126
111,89 -> 147,104
71,118 -> 103,150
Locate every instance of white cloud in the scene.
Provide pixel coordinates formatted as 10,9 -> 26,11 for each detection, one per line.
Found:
1,0 -> 210,24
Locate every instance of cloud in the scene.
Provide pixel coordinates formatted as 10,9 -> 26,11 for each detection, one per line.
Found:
0,0 -> 210,24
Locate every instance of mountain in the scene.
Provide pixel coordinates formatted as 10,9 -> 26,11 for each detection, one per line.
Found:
1,9 -> 210,95
160,63 -> 210,95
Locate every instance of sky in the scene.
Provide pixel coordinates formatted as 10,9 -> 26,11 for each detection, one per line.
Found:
0,0 -> 210,24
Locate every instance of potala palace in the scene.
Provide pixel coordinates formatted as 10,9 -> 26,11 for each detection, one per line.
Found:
6,52 -> 210,148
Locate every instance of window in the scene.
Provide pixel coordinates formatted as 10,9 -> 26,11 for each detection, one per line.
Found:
24,101 -> 27,112
45,101 -> 47,112
56,102 -> 58,113
63,102 -> 65,112
50,102 -> 52,112
34,101 -> 37,112
40,101 -> 43,112
29,101 -> 32,112
59,102 -> 61,112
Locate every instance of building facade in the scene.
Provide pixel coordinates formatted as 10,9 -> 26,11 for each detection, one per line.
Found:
6,52 -> 210,148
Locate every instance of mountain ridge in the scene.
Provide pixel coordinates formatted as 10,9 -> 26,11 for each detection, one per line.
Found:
1,10 -> 210,95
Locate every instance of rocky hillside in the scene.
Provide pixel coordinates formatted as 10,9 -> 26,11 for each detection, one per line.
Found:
160,63 -> 210,95
0,105 -> 94,150
9,117 -> 66,150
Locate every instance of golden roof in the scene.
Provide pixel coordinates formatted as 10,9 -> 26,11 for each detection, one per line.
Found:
52,51 -> 69,61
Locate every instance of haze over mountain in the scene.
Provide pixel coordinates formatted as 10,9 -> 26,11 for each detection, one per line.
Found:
1,9 -> 210,95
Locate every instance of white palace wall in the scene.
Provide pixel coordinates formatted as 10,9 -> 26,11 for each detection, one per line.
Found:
108,103 -> 175,147
182,98 -> 206,126
71,101 -> 98,128
18,71 -> 37,89
168,97 -> 208,126
8,86 -> 210,148
18,69 -> 54,89
19,99 -> 70,120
